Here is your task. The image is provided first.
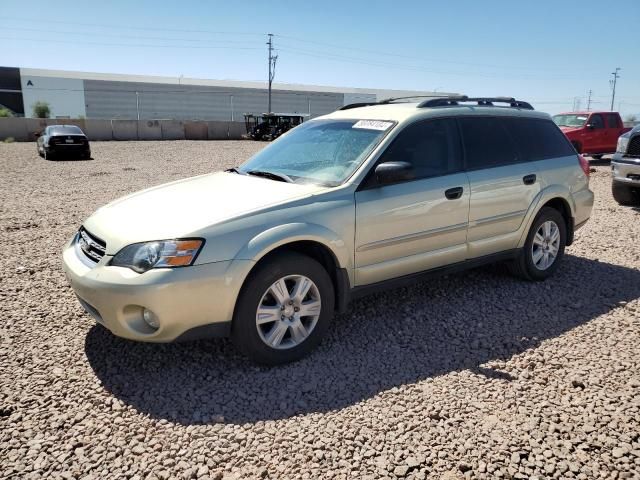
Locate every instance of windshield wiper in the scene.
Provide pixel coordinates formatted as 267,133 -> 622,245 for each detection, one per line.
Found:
225,167 -> 246,175
246,170 -> 293,183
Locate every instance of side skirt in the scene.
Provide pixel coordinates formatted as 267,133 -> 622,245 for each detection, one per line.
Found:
349,249 -> 521,301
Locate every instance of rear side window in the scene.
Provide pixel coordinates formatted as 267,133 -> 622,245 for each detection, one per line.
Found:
459,117 -> 519,169
502,118 -> 575,161
376,118 -> 462,180
606,114 -> 620,128
589,114 -> 604,129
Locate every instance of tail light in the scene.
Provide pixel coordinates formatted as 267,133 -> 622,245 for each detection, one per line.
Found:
578,154 -> 590,178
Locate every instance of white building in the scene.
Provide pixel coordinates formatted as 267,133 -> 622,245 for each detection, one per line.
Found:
0,66 -> 453,120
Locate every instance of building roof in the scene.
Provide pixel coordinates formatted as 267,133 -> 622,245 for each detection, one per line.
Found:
19,67 -> 454,98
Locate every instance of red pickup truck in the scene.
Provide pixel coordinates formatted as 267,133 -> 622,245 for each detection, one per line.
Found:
552,111 -> 631,159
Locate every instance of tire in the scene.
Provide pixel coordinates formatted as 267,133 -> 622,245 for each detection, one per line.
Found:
612,182 -> 639,206
232,252 -> 335,365
44,149 -> 54,161
508,207 -> 567,281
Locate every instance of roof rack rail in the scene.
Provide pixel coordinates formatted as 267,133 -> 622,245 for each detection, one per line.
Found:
338,102 -> 378,111
418,95 -> 534,110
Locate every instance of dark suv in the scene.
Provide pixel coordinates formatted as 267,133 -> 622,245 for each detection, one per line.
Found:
37,125 -> 91,160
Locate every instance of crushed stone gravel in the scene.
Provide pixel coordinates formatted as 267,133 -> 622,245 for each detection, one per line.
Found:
1,141 -> 639,479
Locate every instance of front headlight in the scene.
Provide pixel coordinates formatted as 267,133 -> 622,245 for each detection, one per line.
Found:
110,239 -> 204,273
617,135 -> 629,153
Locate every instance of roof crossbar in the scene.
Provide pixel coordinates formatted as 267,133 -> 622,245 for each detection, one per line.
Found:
418,95 -> 534,110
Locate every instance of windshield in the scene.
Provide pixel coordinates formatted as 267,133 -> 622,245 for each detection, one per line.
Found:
552,114 -> 588,128
239,119 -> 394,186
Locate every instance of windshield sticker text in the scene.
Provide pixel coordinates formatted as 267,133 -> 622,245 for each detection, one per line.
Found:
352,120 -> 393,131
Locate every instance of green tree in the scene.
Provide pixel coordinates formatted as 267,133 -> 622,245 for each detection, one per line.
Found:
32,101 -> 51,118
0,107 -> 13,118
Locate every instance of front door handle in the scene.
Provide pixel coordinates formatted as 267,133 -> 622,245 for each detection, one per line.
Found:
523,174 -> 537,185
445,186 -> 463,200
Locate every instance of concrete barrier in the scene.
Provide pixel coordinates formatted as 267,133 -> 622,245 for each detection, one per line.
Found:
84,120 -> 113,141
138,120 -> 162,140
160,120 -> 185,140
0,118 -> 249,141
111,120 -> 139,140
185,121 -> 208,140
0,118 -> 29,141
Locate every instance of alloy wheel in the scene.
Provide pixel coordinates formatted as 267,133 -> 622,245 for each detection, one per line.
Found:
255,274 -> 321,349
531,220 -> 560,270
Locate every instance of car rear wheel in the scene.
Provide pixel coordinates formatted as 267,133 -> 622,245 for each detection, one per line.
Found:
232,252 -> 334,365
612,182 -> 639,206
508,207 -> 566,281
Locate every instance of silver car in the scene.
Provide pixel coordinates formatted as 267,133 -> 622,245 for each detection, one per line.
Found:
611,124 -> 640,205
62,95 -> 594,364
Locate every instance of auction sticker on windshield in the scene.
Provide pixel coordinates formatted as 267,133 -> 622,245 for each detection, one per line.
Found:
352,120 -> 394,131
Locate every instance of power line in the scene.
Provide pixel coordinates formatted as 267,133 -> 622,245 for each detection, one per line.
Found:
278,46 -> 583,80
3,27 -> 260,45
275,33 -> 591,74
0,36 -> 263,51
3,16 -> 265,36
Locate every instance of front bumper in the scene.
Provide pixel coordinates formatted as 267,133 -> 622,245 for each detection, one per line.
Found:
62,236 -> 254,342
611,155 -> 640,185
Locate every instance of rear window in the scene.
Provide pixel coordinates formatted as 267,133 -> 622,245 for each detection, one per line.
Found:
50,125 -> 84,135
502,118 -> 576,161
606,114 -> 620,128
459,117 -> 520,169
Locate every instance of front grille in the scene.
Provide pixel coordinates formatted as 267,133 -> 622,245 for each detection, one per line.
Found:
625,135 -> 640,157
77,227 -> 106,263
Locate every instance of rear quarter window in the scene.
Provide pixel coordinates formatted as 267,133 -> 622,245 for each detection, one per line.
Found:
502,118 -> 575,161
459,117 -> 520,169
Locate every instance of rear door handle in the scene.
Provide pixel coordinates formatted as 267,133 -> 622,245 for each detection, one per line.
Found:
445,186 -> 463,200
523,174 -> 537,185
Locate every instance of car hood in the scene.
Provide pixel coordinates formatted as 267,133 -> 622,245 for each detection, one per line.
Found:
83,171 -> 326,254
559,126 -> 583,135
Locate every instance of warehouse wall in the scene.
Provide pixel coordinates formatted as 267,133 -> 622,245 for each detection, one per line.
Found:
83,80 -> 344,120
21,75 -> 87,118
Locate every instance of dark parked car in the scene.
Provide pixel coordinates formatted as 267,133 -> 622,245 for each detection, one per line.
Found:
37,125 -> 91,160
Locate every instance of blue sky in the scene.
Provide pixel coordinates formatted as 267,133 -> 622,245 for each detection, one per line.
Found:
2,0 -> 639,116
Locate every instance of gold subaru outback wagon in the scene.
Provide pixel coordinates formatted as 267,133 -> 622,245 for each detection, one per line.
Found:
63,96 -> 594,364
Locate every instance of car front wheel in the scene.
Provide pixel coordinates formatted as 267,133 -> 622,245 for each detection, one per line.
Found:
232,252 -> 335,365
509,207 -> 566,281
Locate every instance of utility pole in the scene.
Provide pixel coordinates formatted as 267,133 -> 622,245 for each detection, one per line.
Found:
610,67 -> 621,111
267,34 -> 278,114
587,90 -> 592,111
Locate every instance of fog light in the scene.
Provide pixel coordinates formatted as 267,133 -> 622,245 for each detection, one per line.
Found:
142,309 -> 160,329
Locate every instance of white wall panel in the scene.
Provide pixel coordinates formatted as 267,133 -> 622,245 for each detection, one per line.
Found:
20,73 -> 86,118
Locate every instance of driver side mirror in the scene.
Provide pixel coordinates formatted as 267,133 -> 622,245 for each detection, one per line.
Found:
375,161 -> 415,185
586,123 -> 595,130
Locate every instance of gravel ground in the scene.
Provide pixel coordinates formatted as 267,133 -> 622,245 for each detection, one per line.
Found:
1,141 -> 639,480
